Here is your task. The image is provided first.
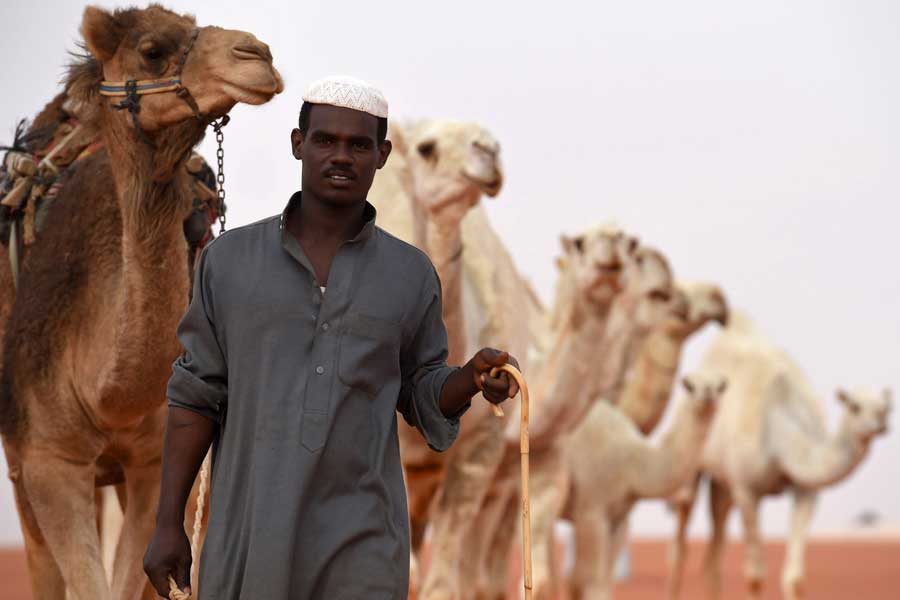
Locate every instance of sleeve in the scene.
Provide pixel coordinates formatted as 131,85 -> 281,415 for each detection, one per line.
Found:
166,243 -> 228,423
396,267 -> 469,452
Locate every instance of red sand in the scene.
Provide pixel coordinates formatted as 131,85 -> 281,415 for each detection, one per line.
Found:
2,539 -> 898,599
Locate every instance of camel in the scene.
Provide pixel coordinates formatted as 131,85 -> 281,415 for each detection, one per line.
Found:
467,234 -> 675,600
667,312 -> 893,600
565,372 -> 727,600
617,281 -> 729,434
555,280 -> 728,587
0,6 -> 282,598
368,119 -> 552,599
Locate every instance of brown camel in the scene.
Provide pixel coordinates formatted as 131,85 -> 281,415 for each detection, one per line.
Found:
0,5 -> 282,599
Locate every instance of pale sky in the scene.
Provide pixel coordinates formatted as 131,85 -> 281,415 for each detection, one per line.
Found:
0,0 -> 898,545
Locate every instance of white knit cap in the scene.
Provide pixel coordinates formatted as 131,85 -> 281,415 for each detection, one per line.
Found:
302,75 -> 388,119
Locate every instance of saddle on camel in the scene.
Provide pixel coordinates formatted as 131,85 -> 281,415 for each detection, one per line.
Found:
1,99 -> 224,297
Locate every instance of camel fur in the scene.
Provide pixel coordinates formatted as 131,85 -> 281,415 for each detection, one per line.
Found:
667,312 -> 892,600
0,6 -> 282,598
369,119 -> 555,599
465,232 -> 676,600
565,372 -> 726,600
617,281 -> 728,435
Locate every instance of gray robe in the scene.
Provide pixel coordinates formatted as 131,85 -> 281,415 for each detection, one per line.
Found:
166,192 -> 467,599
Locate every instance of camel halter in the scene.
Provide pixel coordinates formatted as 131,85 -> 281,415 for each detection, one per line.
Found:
97,27 -> 229,233
167,364 -> 533,600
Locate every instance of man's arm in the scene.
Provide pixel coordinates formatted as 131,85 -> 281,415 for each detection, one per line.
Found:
144,408 -> 215,597
398,268 -> 519,451
143,244 -> 228,597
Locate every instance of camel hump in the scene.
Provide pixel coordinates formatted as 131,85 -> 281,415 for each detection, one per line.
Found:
765,371 -> 824,439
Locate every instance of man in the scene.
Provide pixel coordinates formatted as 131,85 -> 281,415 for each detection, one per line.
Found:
143,75 -> 519,599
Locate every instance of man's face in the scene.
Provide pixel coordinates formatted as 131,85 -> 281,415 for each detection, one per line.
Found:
291,104 -> 391,206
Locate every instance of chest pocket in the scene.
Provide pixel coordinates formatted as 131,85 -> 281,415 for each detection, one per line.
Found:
338,312 -> 402,397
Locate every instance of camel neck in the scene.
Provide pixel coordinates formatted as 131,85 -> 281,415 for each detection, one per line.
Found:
633,401 -> 711,498
424,218 -> 467,365
818,419 -> 869,486
776,411 -> 871,489
98,118 -> 198,424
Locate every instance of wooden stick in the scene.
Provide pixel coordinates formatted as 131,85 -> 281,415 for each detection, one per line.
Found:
489,364 -> 532,600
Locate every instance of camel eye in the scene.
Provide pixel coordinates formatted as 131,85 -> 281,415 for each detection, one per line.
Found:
141,45 -> 164,61
417,141 -> 437,161
572,236 -> 585,253
850,403 -> 861,415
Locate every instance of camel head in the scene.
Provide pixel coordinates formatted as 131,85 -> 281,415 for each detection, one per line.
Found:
623,246 -> 675,333
665,281 -> 729,336
74,5 -> 283,138
836,388 -> 892,442
392,121 -> 503,228
559,224 -> 638,311
681,373 -> 727,421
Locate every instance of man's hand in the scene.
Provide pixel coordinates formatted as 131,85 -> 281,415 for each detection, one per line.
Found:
466,347 -> 520,404
439,347 -> 521,418
144,523 -> 192,598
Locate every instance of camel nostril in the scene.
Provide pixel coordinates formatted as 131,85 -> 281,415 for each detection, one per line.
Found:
233,43 -> 271,62
473,140 -> 499,157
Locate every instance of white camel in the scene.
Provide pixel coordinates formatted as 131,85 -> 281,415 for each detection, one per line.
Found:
617,281 -> 729,434
368,120 -> 547,599
565,372 -> 727,600
469,237 -> 675,600
667,312 -> 892,600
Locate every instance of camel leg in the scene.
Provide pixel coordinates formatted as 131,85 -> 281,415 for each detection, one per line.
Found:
781,489 -> 816,600
460,476 -> 512,600
22,451 -> 109,600
420,423 -> 504,600
702,478 -> 733,600
111,461 -> 162,600
666,479 -> 699,600
407,462 -> 443,552
570,508 -> 613,600
481,482 -> 519,600
610,515 -> 629,575
734,488 -> 765,598
5,444 -> 65,600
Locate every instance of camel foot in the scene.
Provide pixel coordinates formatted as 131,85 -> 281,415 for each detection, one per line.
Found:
747,577 -> 764,596
782,579 -> 804,600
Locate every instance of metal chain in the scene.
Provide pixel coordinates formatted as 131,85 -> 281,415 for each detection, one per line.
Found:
211,115 -> 230,234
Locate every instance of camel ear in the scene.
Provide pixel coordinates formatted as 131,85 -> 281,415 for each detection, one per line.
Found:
682,376 -> 696,395
81,6 -> 124,62
622,235 -> 639,257
561,235 -> 583,253
388,122 -> 407,156
836,388 -> 852,406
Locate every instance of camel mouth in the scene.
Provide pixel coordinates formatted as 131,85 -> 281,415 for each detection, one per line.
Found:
594,262 -> 622,277
671,305 -> 690,321
462,170 -> 503,197
221,80 -> 282,106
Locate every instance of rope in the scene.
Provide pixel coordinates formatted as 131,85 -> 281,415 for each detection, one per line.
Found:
488,364 -> 532,600
167,450 -> 211,600
164,365 -> 531,600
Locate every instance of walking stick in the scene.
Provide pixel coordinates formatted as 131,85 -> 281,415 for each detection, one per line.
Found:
488,363 -> 532,600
